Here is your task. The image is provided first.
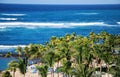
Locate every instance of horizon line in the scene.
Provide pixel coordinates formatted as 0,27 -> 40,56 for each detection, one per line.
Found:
0,3 -> 120,5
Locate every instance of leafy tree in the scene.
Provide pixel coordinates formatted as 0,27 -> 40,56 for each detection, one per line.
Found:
36,64 -> 48,77
5,52 -> 12,57
6,31 -> 120,77
8,60 -> 19,77
72,36 -> 95,77
43,50 -> 55,77
17,58 -> 27,77
2,71 -> 12,77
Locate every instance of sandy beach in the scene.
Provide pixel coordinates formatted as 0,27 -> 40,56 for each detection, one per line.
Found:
0,63 -> 113,77
0,63 -> 63,77
9,69 -> 63,77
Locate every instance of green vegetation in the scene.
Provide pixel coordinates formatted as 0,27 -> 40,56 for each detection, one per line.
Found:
36,64 -> 48,77
8,60 -> 19,77
7,58 -> 27,77
2,71 -> 12,77
3,31 -> 120,77
17,58 -> 27,77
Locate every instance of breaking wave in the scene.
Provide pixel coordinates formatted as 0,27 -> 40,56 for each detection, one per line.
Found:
76,13 -> 99,15
117,22 -> 120,24
0,18 -> 18,21
0,22 -> 116,29
0,45 -> 27,49
1,13 -> 25,16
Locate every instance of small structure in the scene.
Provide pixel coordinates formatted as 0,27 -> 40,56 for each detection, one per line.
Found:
28,65 -> 37,73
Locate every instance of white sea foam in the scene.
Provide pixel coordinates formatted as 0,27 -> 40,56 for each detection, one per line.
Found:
76,13 -> 99,15
1,13 -> 25,16
0,26 -> 7,28
0,28 -> 11,32
0,22 -> 65,28
0,45 -> 27,49
0,22 -> 118,29
117,22 -> 120,24
0,26 -> 9,31
0,18 -> 18,21
69,22 -> 104,26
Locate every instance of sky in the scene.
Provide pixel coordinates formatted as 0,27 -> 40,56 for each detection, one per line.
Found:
0,0 -> 120,4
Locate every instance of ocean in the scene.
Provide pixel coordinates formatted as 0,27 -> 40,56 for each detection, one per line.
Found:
0,4 -> 120,71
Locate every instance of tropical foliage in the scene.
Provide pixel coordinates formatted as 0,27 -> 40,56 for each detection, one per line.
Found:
2,71 -> 12,77
8,60 -> 19,77
7,58 -> 27,77
36,64 -> 48,77
5,31 -> 120,77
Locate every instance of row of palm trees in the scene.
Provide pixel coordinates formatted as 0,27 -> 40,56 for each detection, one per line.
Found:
2,31 -> 120,77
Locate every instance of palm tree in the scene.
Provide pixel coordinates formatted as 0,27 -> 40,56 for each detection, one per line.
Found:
5,51 -> 12,57
43,50 -> 55,77
54,51 -> 63,77
114,53 -> 120,77
57,60 -> 72,77
2,71 -> 12,77
30,44 -> 45,65
9,31 -> 119,77
8,60 -> 19,77
55,34 -> 77,77
16,46 -> 23,57
113,35 -> 120,76
44,36 -> 60,77
100,32 -> 116,77
17,58 -> 27,77
72,36 -> 95,77
36,64 -> 48,77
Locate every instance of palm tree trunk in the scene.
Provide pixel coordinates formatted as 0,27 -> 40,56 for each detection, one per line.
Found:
51,69 -> 52,77
62,73 -> 64,77
13,71 -> 15,77
107,65 -> 110,77
24,74 -> 25,77
100,63 -> 102,77
57,62 -> 59,77
37,72 -> 39,77
53,67 -> 54,77
38,62 -> 42,77
68,73 -> 70,77
50,67 -> 54,77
